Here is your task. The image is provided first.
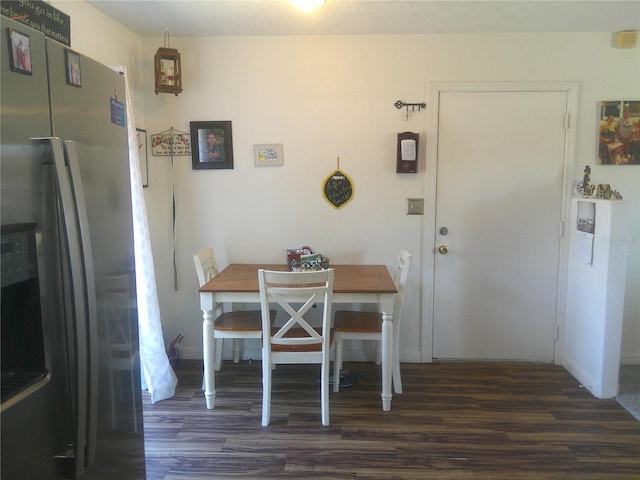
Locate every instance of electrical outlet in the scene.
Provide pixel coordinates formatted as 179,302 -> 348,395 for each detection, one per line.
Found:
406,198 -> 424,215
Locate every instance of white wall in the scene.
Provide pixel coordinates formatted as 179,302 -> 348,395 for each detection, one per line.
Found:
139,33 -> 639,363
140,35 -> 426,361
48,2 -> 640,365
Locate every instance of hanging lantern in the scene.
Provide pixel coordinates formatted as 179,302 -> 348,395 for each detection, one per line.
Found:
154,30 -> 182,96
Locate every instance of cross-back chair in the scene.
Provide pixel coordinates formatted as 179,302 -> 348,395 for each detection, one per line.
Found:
258,268 -> 334,426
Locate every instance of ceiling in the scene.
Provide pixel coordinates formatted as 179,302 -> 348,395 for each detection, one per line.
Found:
86,0 -> 640,37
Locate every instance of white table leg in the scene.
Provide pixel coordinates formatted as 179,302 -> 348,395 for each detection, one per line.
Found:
381,310 -> 393,411
202,308 -> 216,409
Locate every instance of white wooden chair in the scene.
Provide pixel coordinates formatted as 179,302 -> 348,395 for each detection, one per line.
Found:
332,249 -> 412,393
258,268 -> 334,426
194,248 -> 268,372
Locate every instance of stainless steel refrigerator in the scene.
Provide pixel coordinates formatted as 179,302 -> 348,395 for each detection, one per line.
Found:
1,16 -> 145,479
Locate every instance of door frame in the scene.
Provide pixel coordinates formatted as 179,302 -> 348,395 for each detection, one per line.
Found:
421,82 -> 579,364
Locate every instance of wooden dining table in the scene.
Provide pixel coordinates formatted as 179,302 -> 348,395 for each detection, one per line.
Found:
198,264 -> 398,411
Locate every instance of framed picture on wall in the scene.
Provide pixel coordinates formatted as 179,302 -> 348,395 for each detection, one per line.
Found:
7,28 -> 32,75
254,144 -> 284,166
65,49 -> 82,87
598,100 -> 640,165
190,121 -> 234,170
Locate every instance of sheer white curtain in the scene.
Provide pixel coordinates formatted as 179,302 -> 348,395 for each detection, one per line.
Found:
119,67 -> 177,403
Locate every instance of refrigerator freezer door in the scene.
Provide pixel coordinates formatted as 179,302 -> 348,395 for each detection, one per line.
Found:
1,17 -> 75,480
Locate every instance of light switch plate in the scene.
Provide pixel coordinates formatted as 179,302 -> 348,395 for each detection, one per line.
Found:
406,198 -> 424,215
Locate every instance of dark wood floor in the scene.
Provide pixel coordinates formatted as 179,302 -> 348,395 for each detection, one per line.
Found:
143,360 -> 640,479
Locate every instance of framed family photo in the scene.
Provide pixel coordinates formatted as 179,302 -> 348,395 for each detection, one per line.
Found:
598,100 -> 640,165
8,28 -> 32,75
65,49 -> 82,87
190,121 -> 234,170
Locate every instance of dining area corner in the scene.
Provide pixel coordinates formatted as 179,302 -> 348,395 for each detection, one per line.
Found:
197,258 -> 406,423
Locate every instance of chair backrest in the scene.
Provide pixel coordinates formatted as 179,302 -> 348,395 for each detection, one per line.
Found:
99,273 -> 136,353
100,272 -> 136,306
194,247 -> 218,287
194,248 -> 223,316
392,249 -> 413,324
258,269 -> 334,356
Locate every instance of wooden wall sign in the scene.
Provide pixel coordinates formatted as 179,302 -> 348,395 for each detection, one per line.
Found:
323,158 -> 354,209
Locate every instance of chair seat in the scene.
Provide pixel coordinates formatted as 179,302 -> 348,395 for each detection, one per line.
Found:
334,310 -> 382,333
268,327 -> 335,352
214,310 -> 275,331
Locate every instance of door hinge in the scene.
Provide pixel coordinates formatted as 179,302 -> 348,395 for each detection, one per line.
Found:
564,113 -> 570,130
559,221 -> 565,237
554,325 -> 560,341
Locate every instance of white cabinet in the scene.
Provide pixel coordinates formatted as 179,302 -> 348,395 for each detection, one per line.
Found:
563,198 -> 629,399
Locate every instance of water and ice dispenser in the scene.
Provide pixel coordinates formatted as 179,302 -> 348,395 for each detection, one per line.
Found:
1,223 -> 48,407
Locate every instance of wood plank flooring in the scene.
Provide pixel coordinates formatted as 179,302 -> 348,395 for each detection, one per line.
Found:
143,360 -> 640,479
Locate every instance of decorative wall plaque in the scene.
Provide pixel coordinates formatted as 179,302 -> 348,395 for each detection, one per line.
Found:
322,158 -> 354,209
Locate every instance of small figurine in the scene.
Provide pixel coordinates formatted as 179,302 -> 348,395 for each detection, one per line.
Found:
596,184 -> 611,199
583,165 -> 591,187
582,165 -> 595,196
610,190 -> 623,200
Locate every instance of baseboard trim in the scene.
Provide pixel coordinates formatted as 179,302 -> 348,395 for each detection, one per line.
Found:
620,354 -> 640,365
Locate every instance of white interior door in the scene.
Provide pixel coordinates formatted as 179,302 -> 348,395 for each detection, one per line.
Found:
432,89 -> 568,361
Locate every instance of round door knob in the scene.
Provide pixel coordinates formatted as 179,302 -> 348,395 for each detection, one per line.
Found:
438,245 -> 448,255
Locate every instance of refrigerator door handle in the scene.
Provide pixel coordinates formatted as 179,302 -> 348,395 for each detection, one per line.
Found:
63,140 -> 99,469
39,137 -> 89,479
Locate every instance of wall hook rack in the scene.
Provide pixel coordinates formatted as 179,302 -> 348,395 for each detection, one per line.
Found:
394,100 -> 426,120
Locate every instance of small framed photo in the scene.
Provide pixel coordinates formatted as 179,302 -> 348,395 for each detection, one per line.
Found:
254,144 -> 284,167
8,28 -> 32,75
65,49 -> 82,87
190,121 -> 234,170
